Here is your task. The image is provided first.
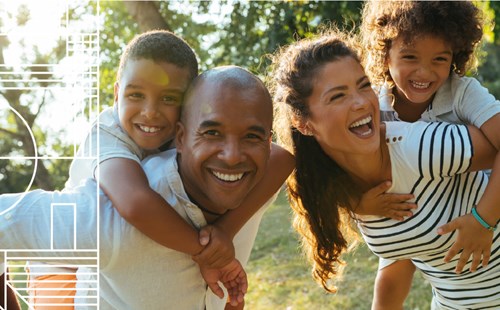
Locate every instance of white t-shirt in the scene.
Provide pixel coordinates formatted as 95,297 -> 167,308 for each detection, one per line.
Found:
0,149 -> 274,309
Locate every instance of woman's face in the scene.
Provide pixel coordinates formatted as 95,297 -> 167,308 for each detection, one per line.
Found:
303,57 -> 380,159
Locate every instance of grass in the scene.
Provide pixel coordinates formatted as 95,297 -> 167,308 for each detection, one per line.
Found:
245,189 -> 433,309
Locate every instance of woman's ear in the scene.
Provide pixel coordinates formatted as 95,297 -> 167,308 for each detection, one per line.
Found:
291,114 -> 313,136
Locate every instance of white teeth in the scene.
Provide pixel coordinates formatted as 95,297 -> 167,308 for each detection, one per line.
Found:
410,81 -> 430,89
212,171 -> 244,182
139,125 -> 161,133
349,115 -> 372,128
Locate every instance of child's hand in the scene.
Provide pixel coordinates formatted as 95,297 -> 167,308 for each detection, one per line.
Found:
356,181 -> 417,221
192,225 -> 235,269
437,214 -> 493,273
199,259 -> 247,306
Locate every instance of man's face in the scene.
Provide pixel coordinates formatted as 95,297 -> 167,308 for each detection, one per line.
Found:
176,80 -> 272,214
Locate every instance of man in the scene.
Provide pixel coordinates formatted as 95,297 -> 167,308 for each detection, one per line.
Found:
0,66 -> 291,309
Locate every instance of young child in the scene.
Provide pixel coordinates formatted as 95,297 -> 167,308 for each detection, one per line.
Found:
360,1 -> 500,308
26,30 -> 293,309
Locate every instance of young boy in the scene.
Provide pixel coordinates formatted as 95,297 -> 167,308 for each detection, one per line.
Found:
26,30 -> 293,308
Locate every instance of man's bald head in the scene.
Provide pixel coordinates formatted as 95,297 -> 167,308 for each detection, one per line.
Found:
180,66 -> 272,124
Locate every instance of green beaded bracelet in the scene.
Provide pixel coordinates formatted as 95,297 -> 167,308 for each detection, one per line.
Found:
471,206 -> 497,232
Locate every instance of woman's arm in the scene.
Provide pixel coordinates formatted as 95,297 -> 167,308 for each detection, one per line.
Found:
438,123 -> 499,273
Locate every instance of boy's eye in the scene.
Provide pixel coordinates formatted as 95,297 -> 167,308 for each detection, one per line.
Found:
162,95 -> 181,105
128,92 -> 144,99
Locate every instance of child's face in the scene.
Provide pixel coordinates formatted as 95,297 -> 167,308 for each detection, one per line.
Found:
114,59 -> 191,150
387,35 -> 453,107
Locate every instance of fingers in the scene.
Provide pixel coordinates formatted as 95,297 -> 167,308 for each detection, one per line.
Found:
207,281 -> 225,299
443,243 -> 460,263
437,219 -> 459,235
455,249 -> 471,273
199,226 -> 211,246
367,181 -> 393,196
481,249 -> 491,268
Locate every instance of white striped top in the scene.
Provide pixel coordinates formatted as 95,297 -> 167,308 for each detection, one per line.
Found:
357,121 -> 500,309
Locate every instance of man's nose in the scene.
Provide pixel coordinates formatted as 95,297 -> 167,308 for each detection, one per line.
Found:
218,138 -> 245,166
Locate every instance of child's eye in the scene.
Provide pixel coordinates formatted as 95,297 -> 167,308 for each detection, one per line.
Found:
128,93 -> 144,99
360,81 -> 372,89
329,93 -> 344,103
162,96 -> 181,105
401,54 -> 416,60
434,56 -> 450,62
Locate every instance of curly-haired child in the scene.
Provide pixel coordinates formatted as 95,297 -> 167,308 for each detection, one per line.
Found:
360,1 -> 500,309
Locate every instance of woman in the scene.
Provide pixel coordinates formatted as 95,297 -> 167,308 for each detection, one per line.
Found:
269,31 -> 500,309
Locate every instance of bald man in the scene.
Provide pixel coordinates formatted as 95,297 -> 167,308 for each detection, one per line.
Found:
0,66 -> 293,309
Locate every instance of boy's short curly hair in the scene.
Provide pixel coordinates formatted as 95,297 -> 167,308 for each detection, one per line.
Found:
117,30 -> 198,81
360,0 -> 485,86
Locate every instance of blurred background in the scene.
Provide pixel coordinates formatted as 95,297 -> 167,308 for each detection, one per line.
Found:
1,1 -> 499,309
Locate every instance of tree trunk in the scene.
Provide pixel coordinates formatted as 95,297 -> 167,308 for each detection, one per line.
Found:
123,1 -> 171,32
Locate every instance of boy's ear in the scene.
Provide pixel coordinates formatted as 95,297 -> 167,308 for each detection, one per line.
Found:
175,122 -> 185,153
113,82 -> 119,103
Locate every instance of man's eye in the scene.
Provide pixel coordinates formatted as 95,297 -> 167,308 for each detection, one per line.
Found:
203,130 -> 219,136
245,133 -> 263,140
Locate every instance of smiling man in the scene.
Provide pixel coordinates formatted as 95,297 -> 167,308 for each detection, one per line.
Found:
0,66 -> 285,309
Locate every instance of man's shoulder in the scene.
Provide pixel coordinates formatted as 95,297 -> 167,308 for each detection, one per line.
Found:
141,149 -> 179,188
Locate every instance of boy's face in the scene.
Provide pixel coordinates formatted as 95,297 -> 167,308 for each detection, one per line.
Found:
175,79 -> 273,215
114,59 -> 191,150
387,35 -> 452,107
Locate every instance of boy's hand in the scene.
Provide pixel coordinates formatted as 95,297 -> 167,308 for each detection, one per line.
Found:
438,214 -> 493,273
199,259 -> 247,306
356,181 -> 416,221
192,225 -> 235,269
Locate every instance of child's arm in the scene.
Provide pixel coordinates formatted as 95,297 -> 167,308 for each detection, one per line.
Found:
192,143 -> 294,265
437,122 -> 499,273
372,259 -> 415,310
354,181 -> 417,221
99,157 -> 234,263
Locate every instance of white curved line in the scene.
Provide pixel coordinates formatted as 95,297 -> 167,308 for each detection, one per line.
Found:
0,104 -> 38,215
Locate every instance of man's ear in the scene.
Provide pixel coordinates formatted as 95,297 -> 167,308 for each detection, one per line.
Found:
113,82 -> 119,104
291,114 -> 313,136
175,122 -> 185,153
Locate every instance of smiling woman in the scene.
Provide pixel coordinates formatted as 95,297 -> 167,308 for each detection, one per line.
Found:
270,29 -> 500,309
